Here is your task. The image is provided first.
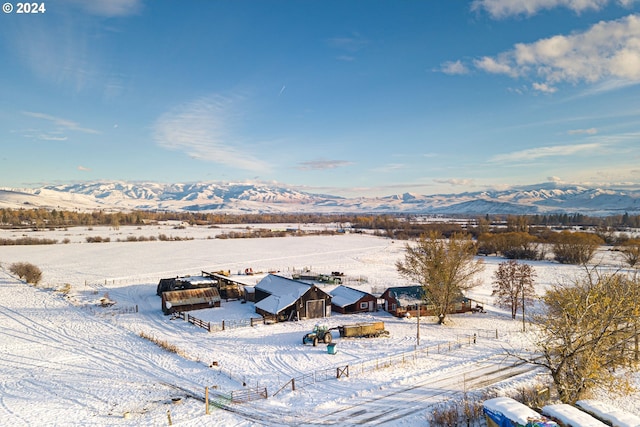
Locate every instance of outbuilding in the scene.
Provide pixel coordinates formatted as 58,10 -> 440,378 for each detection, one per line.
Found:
254,274 -> 332,322
202,271 -> 244,300
329,285 -> 377,314
161,287 -> 221,315
156,275 -> 216,296
380,285 -> 472,317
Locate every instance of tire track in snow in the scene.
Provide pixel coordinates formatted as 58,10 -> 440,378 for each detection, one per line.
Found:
0,274 -> 212,422
298,354 -> 541,426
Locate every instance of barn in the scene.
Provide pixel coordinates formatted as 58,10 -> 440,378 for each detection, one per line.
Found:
161,287 -> 221,315
254,274 -> 332,322
202,271 -> 245,300
329,285 -> 377,314
381,285 -> 472,317
156,275 -> 216,296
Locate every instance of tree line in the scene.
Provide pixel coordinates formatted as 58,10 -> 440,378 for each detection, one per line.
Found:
4,208 -> 640,230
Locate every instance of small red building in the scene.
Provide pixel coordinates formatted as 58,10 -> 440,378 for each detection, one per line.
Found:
329,285 -> 377,314
381,286 -> 472,318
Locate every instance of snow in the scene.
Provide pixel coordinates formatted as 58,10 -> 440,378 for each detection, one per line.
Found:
254,274 -> 311,315
542,404 -> 608,426
576,400 -> 640,427
483,397 -> 558,426
329,285 -> 367,307
0,225 -> 638,426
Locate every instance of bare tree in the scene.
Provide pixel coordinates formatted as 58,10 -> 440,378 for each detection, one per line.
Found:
492,260 -> 536,321
396,232 -> 484,324
529,268 -> 640,403
619,239 -> 640,268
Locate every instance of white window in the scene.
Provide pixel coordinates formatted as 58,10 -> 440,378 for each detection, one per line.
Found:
359,302 -> 368,309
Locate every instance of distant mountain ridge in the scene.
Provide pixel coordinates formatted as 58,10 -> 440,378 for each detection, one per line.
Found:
1,181 -> 639,216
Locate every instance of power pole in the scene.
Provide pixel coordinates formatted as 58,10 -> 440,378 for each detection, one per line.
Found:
416,301 -> 421,346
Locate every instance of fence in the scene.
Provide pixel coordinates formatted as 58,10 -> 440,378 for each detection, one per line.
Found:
272,333 -> 482,398
173,311 -> 265,333
231,386 -> 268,403
273,366 -> 350,396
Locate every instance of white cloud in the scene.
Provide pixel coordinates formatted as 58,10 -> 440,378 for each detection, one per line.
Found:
153,95 -> 270,173
490,142 -> 601,162
474,56 -> 516,76
22,111 -> 99,134
472,14 -> 640,90
471,0 -> 635,19
433,178 -> 475,186
297,160 -> 353,171
532,82 -> 557,93
568,128 -> 598,134
439,60 -> 469,75
39,135 -> 69,141
372,163 -> 407,173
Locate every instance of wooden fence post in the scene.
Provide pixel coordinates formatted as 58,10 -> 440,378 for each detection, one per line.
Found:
205,387 -> 209,415
222,320 -> 225,331
291,378 -> 296,391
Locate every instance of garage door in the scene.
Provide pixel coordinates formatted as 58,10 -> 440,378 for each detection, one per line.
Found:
306,299 -> 325,319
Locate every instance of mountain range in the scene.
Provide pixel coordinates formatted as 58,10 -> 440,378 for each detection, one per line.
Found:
1,181 -> 639,216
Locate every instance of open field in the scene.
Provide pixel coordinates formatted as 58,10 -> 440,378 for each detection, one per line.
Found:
0,224 -> 638,426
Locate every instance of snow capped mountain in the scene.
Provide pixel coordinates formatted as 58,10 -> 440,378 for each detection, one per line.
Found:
1,181 -> 640,215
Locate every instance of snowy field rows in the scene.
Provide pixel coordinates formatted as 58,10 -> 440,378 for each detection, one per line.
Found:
0,224 -> 638,426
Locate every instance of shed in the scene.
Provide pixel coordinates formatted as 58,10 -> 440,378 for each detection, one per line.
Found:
254,274 -> 331,322
156,275 -> 216,296
380,285 -> 472,317
161,287 -> 221,315
202,271 -> 245,300
329,285 -> 377,314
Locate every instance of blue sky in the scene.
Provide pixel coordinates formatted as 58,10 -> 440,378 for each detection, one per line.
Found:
2,0 -> 640,197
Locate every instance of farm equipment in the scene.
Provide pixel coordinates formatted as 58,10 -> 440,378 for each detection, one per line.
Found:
302,324 -> 334,346
337,321 -> 388,338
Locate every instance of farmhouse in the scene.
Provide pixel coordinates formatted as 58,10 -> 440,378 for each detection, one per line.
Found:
254,274 -> 332,322
381,285 -> 472,317
161,287 -> 221,315
329,285 -> 377,314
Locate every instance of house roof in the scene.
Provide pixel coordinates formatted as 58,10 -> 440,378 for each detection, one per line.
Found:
163,287 -> 220,307
254,293 -> 299,315
385,286 -> 426,306
255,274 -> 311,298
329,285 -> 369,308
176,276 -> 216,286
254,274 -> 332,315
385,285 -> 470,306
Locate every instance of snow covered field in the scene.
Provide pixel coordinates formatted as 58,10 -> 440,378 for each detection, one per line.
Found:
0,225 -> 638,426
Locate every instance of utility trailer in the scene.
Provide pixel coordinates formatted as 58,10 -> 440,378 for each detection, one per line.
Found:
338,321 -> 388,338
